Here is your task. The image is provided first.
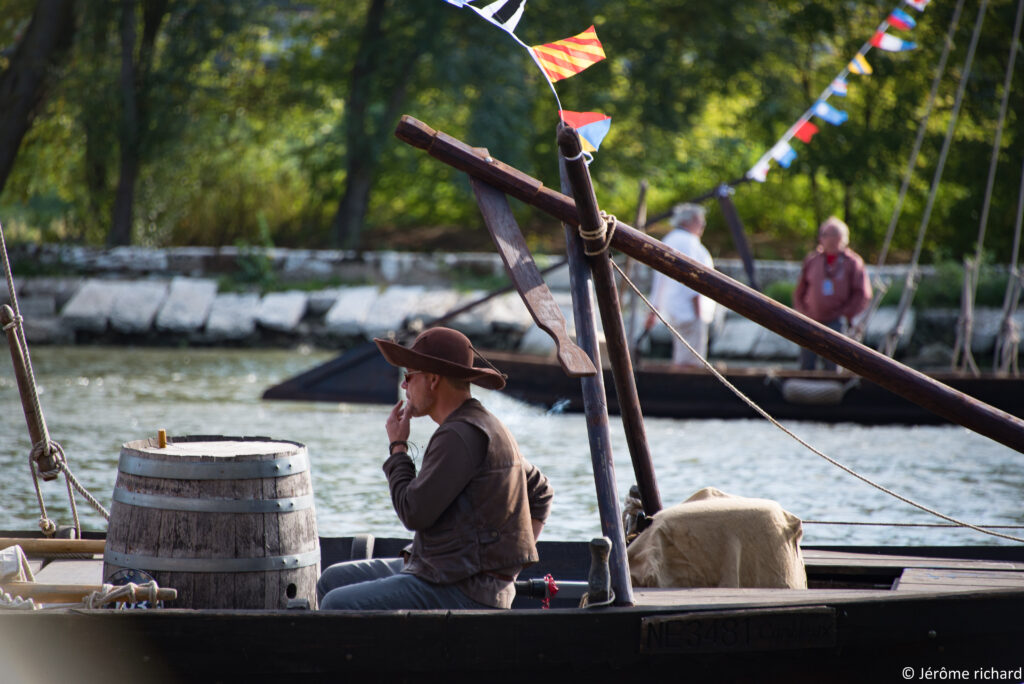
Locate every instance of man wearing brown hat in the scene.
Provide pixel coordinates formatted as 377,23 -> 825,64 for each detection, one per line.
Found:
318,327 -> 553,610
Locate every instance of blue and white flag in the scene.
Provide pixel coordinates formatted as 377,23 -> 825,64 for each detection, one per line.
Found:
872,31 -> 916,52
813,101 -> 848,126
830,78 -> 848,97
770,141 -> 797,168
444,0 -> 475,6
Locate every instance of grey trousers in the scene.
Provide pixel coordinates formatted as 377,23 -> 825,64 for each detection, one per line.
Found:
318,558 -> 490,610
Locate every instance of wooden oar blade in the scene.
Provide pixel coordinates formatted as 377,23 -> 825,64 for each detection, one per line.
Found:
470,178 -> 596,378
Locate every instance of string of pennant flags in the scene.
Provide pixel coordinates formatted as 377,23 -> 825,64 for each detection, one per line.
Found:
443,0 -> 613,156
445,0 -> 933,176
747,0 -> 931,183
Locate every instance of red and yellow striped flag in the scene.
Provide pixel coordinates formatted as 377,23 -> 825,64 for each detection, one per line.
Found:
530,25 -> 606,83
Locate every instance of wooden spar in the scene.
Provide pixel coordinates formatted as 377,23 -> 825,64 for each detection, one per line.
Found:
558,158 -> 633,607
393,115 -> 1024,454
557,125 -> 662,517
716,185 -> 761,291
0,537 -> 105,554
0,581 -> 177,604
1,304 -> 59,480
470,177 -> 596,377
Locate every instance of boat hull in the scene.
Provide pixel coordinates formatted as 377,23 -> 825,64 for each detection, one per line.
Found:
263,347 -> 1024,425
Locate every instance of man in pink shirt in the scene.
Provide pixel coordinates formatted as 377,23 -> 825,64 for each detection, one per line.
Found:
793,216 -> 872,371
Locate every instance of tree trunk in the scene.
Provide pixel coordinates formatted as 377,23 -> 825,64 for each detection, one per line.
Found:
330,0 -> 439,250
109,0 -> 140,246
108,0 -> 167,246
0,0 -> 76,196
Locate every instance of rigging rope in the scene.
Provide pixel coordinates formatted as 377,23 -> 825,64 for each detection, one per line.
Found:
614,260 -> 1024,543
851,0 -> 968,345
0,221 -> 110,535
882,0 -> 989,358
994,166 -> 1024,374
953,0 -> 1024,373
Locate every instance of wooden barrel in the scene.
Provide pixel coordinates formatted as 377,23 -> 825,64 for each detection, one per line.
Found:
102,435 -> 320,609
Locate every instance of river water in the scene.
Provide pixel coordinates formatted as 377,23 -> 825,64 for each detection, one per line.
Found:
1,346 -> 1020,547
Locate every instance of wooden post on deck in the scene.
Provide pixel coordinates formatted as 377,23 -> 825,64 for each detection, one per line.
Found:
558,157 -> 634,607
557,126 -> 663,519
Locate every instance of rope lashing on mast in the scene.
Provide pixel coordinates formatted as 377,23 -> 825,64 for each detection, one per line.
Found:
612,259 -> 1024,543
0,221 -> 110,537
578,211 -> 617,256
952,0 -> 1024,374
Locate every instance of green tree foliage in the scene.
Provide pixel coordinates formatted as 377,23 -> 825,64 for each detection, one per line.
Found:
0,0 -> 1021,266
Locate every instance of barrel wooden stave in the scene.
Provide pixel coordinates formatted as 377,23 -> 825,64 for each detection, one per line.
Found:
103,436 -> 319,610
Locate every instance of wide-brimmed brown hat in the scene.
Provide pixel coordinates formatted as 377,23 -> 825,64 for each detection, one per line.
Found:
374,327 -> 506,390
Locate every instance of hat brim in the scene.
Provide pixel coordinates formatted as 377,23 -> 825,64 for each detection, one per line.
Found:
374,338 -> 507,390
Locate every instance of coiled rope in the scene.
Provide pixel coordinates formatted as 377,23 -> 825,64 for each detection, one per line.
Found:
613,260 -> 1024,543
578,211 -> 617,256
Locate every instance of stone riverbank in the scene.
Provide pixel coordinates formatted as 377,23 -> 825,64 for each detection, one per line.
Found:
2,244 -> 1013,367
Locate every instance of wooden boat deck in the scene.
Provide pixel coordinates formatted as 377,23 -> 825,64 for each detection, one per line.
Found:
18,547 -> 1024,611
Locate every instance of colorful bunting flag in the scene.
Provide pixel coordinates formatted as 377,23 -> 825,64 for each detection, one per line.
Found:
871,31 -> 916,52
477,0 -> 527,33
559,110 -> 612,152
531,25 -> 606,83
770,141 -> 797,168
848,53 -> 873,75
830,77 -> 848,96
444,0 -> 475,6
905,0 -> 931,11
887,8 -> 917,30
813,101 -> 849,126
794,120 -> 820,143
748,159 -> 771,182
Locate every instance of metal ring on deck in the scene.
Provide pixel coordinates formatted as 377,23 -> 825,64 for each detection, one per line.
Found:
112,488 -> 315,513
103,548 -> 321,573
118,452 -> 308,480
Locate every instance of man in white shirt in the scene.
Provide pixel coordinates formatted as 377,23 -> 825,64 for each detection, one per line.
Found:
644,203 -> 715,367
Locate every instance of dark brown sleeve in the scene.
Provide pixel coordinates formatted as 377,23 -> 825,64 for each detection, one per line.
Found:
523,459 -> 553,522
382,424 -> 484,531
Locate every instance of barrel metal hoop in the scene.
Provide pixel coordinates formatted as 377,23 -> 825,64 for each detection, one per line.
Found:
118,452 -> 308,480
112,488 -> 314,513
103,548 -> 321,573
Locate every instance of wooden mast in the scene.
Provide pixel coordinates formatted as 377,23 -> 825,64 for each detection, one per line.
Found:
394,115 -> 1024,455
557,156 -> 634,606
556,124 -> 663,518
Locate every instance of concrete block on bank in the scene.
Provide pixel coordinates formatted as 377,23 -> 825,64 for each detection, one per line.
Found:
751,329 -> 799,360
363,286 -> 425,338
478,292 -> 533,333
862,306 -> 915,352
710,316 -> 760,358
59,279 -> 121,332
155,277 -> 217,332
405,289 -> 462,330
110,280 -> 169,333
12,294 -> 56,319
324,286 -> 379,336
205,292 -> 260,340
516,295 -> 578,356
967,308 -> 1002,355
306,288 -> 343,317
257,291 -> 308,332
18,277 -> 84,310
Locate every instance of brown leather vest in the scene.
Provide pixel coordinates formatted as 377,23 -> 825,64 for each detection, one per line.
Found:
404,400 -> 539,584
